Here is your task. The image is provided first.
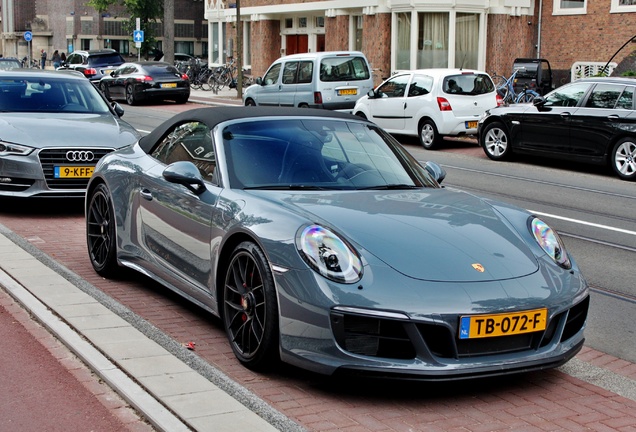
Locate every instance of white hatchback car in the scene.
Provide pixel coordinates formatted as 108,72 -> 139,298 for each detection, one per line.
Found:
353,69 -> 502,149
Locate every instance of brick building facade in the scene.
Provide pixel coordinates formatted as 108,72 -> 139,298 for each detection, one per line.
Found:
2,0 -> 636,89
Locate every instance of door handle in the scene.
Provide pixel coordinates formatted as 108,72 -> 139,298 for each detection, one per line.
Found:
140,189 -> 153,201
560,112 -> 571,118
607,114 -> 620,121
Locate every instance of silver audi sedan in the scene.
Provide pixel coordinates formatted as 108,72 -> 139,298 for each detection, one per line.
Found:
0,69 -> 140,198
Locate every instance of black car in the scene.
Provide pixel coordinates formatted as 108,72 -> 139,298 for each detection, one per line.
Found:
58,49 -> 125,82
99,61 -> 190,105
478,77 -> 636,181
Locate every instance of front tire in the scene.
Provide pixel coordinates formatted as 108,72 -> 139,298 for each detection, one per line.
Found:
419,119 -> 442,150
612,138 -> 636,181
86,183 -> 118,277
244,98 -> 256,107
222,241 -> 279,371
100,82 -> 111,100
482,122 -> 513,161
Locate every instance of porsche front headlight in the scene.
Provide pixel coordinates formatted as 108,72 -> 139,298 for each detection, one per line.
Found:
297,225 -> 363,283
0,141 -> 33,157
530,217 -> 571,269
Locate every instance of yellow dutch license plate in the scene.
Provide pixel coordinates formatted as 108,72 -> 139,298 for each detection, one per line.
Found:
465,121 -> 478,129
161,83 -> 177,88
338,89 -> 357,96
54,166 -> 94,178
459,308 -> 547,339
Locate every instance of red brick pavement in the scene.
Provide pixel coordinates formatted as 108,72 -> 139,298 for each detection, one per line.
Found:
2,204 -> 636,432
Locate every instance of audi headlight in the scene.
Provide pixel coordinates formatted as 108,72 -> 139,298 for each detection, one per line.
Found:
297,225 -> 363,283
530,217 -> 571,269
0,141 -> 33,157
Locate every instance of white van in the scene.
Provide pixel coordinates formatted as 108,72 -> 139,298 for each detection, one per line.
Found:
243,51 -> 374,112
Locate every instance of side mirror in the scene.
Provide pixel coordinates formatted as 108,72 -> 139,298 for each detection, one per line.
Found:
367,89 -> 376,99
532,96 -> 547,107
110,71 -> 115,77
424,161 -> 446,184
163,161 -> 205,195
255,77 -> 263,85
111,102 -> 124,117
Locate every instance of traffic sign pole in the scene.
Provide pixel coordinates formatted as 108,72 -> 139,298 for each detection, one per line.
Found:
24,31 -> 33,68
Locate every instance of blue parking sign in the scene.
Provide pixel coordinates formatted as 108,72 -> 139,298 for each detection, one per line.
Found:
133,30 -> 144,43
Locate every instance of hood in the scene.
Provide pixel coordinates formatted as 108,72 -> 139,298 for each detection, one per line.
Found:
0,113 -> 139,149
273,188 -> 539,282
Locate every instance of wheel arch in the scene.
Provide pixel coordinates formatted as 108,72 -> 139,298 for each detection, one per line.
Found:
214,230 -> 270,318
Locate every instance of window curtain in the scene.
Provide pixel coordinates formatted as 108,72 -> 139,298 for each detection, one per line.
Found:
417,12 -> 449,69
455,13 -> 479,70
396,12 -> 411,71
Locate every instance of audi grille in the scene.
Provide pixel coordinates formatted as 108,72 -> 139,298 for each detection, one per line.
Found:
38,148 -> 114,191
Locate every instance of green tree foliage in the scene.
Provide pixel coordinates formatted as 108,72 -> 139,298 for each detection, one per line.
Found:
87,0 -> 163,59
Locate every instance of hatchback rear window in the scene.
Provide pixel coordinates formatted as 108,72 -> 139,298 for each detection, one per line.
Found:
442,73 -> 494,96
320,56 -> 370,82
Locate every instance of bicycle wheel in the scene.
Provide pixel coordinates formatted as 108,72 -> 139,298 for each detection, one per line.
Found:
515,90 -> 539,104
200,69 -> 213,91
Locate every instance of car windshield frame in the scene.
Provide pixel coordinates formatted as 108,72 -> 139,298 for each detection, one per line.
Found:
218,117 -> 439,190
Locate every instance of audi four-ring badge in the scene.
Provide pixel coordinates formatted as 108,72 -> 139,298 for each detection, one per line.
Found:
0,69 -> 140,198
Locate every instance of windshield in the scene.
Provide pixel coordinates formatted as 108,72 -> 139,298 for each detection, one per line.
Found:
0,76 -> 112,113
222,118 -> 439,190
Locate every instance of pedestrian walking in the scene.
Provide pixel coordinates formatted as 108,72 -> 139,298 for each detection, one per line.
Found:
51,50 -> 61,69
60,52 -> 66,66
40,49 -> 47,69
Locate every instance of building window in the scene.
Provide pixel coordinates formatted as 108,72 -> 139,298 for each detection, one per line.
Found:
553,0 -> 587,15
394,10 -> 484,72
81,19 -> 94,35
396,12 -> 412,71
455,13 -> 479,70
175,23 -> 195,38
354,16 -> 363,52
244,21 -> 251,68
611,0 -> 636,12
285,18 -> 293,29
299,17 -> 307,28
316,17 -> 325,28
417,12 -> 449,69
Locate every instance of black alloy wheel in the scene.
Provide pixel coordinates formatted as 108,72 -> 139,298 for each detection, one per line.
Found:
482,121 -> 513,161
223,241 -> 279,370
100,82 -> 110,100
86,183 -> 118,276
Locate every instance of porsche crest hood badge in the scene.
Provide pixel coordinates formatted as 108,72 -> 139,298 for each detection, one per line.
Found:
472,263 -> 485,273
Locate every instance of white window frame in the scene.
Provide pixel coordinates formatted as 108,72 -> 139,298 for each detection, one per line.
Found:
552,0 -> 587,16
611,0 -> 636,13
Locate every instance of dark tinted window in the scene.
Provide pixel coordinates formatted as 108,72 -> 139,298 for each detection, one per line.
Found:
585,84 -> 624,109
320,56 -> 370,81
0,59 -> 22,70
545,82 -> 591,107
89,53 -> 125,66
144,64 -> 180,76
377,74 -> 410,98
408,74 -> 433,97
616,86 -> 634,110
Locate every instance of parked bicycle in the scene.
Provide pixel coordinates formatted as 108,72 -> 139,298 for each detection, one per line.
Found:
207,58 -> 253,93
491,68 -> 540,104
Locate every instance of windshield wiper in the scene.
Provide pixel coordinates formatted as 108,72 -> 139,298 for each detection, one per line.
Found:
359,184 -> 420,190
243,184 -> 335,191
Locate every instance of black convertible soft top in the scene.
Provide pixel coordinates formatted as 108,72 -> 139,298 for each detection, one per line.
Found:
138,106 -> 362,153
